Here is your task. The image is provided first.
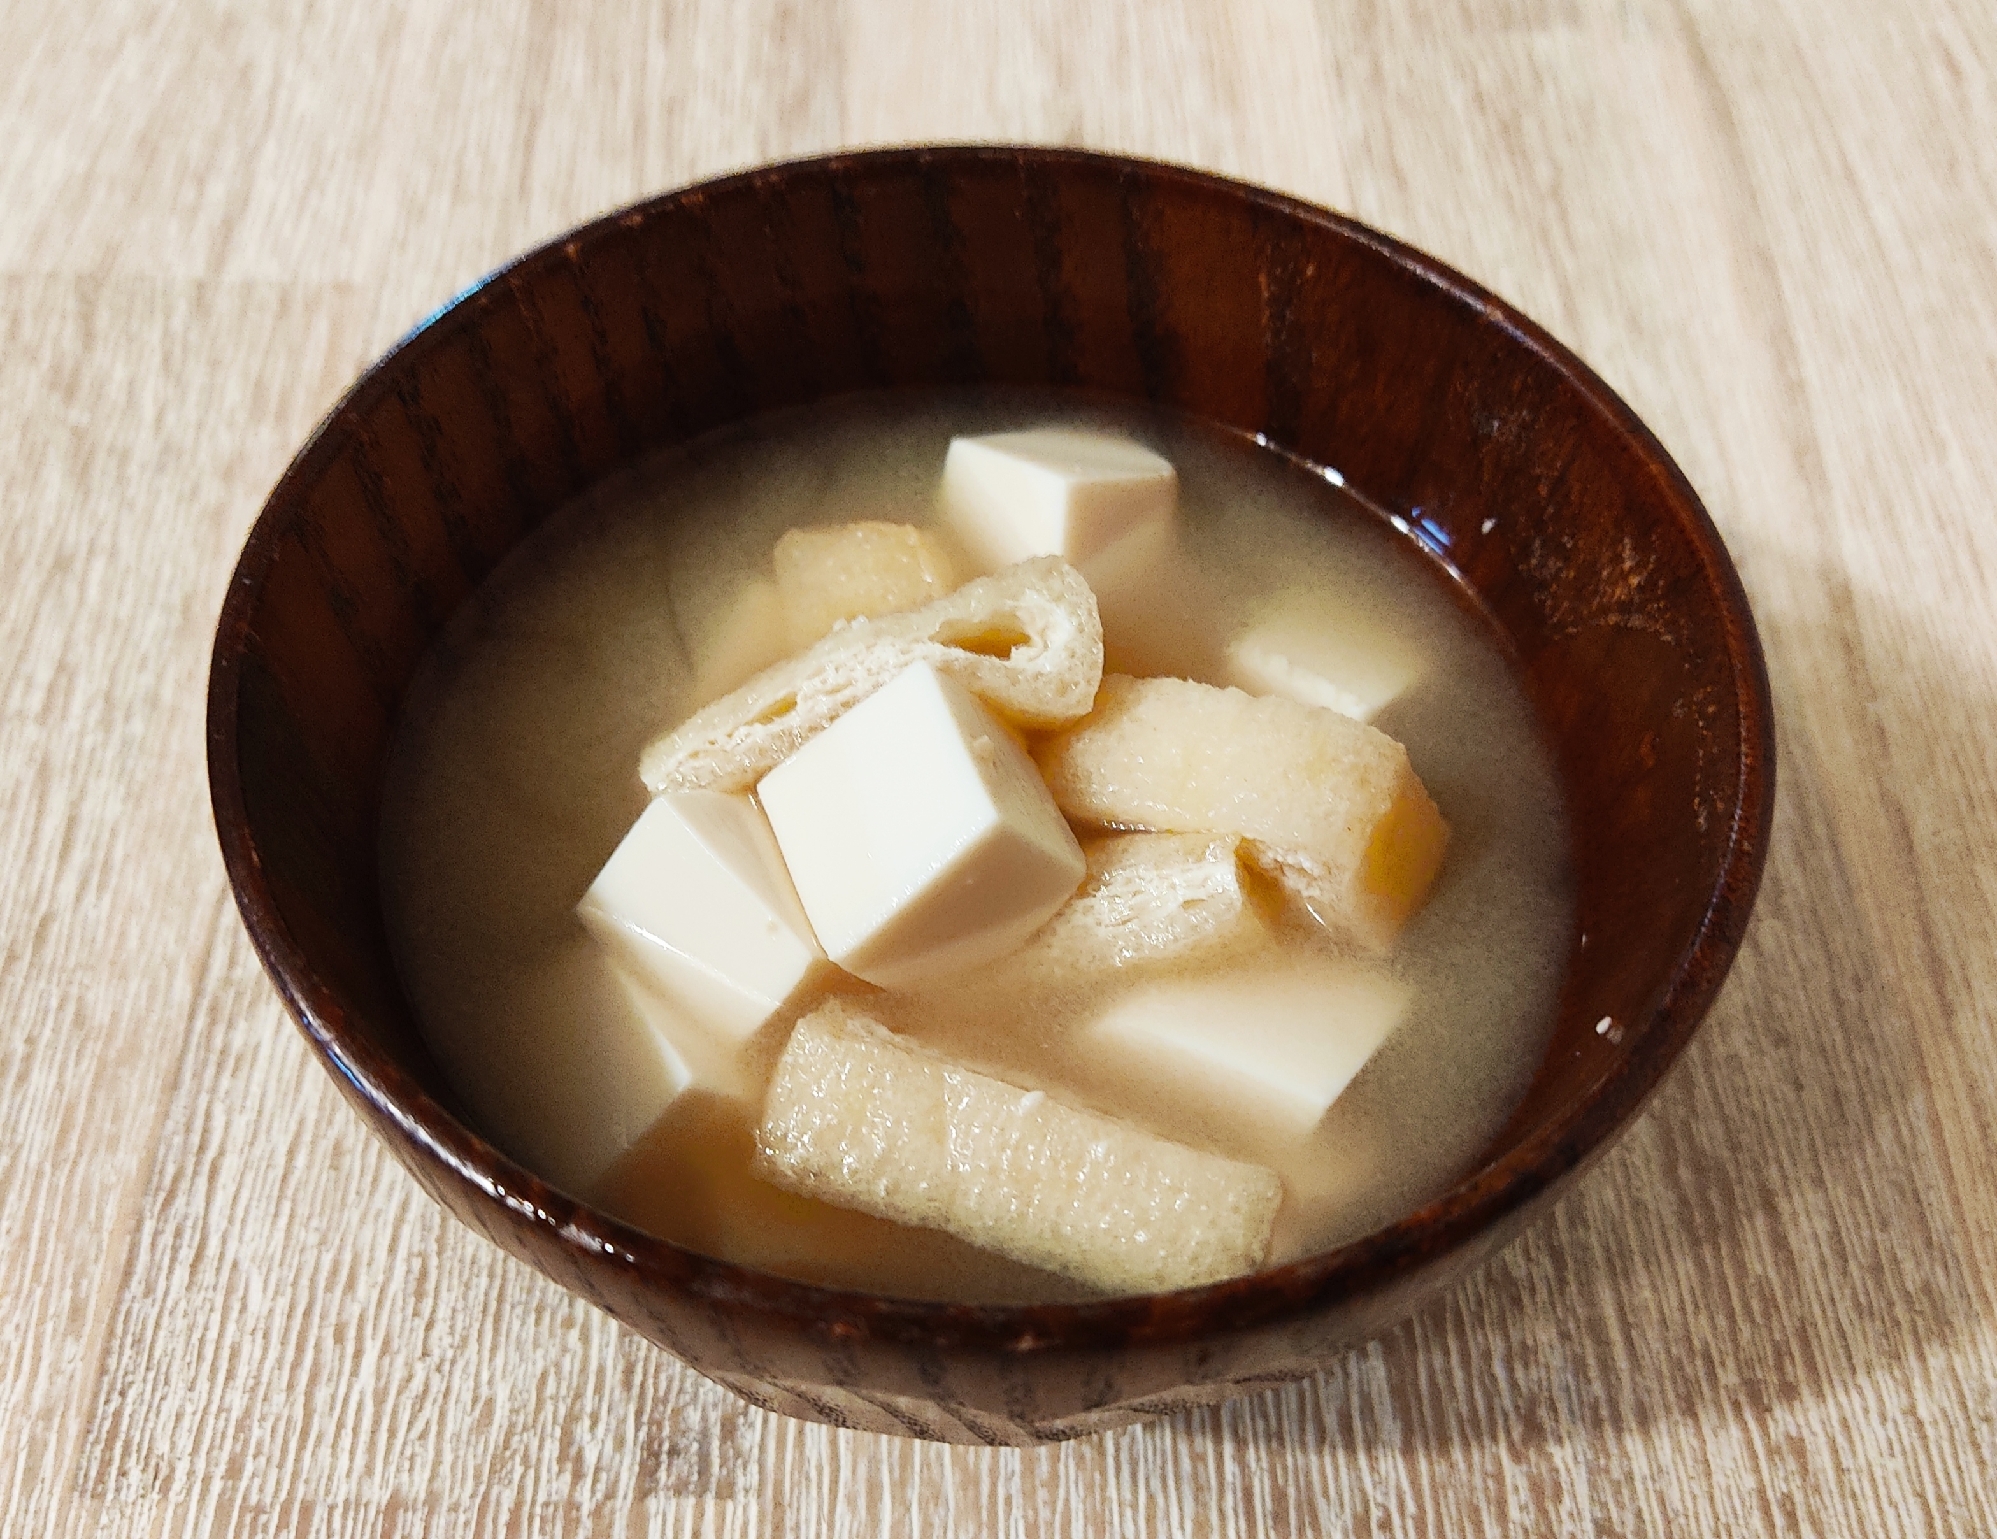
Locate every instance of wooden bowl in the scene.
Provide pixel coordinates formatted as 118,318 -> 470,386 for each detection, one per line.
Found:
207,146 -> 1774,1444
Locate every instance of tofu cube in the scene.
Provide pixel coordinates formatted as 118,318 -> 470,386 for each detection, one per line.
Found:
1269,1104 -> 1389,1261
755,1001 -> 1283,1294
482,937 -> 708,1192
689,577 -> 788,708
941,431 -> 1176,575
773,520 -> 958,651
577,791 -> 833,1093
1224,593 -> 1424,722
1083,515 -> 1231,682
598,955 -> 699,1100
1034,675 -> 1449,949
758,661 -> 1086,987
1078,963 -> 1409,1159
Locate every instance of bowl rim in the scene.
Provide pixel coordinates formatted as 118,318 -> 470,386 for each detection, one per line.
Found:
208,143 -> 1776,1356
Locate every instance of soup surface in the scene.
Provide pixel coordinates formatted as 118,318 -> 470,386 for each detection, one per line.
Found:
379,390 -> 1573,1302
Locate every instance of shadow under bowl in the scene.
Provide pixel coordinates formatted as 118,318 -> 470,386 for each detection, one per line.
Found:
207,146 -> 1774,1445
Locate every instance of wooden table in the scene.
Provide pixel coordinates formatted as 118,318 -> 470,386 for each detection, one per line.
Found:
5,0 -> 1993,1532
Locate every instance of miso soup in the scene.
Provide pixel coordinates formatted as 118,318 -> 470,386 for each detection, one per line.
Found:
378,391 -> 1572,1303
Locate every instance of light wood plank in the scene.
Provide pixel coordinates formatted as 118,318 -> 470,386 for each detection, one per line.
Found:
0,274 -> 378,1538
2,0 -> 1994,1533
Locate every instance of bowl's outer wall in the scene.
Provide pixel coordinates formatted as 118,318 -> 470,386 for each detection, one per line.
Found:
210,147 -> 1773,1443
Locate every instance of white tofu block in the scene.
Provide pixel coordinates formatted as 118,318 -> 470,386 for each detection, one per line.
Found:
577,791 -> 831,1093
470,937 -> 706,1193
689,577 -> 788,708
1224,595 -> 1424,723
941,430 -> 1177,575
593,946 -> 785,1105
1084,516 -> 1228,681
1079,963 -> 1410,1157
1269,1107 -> 1389,1261
758,661 -> 1086,988
599,956 -> 699,1102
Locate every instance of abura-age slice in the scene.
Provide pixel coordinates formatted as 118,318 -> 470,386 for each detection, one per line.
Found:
640,555 -> 1103,795
998,832 -> 1271,979
755,1001 -> 1284,1294
1034,674 -> 1449,949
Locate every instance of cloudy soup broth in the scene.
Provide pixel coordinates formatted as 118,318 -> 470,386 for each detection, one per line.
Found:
379,391 -> 1573,1303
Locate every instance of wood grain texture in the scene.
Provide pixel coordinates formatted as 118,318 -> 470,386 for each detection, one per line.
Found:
1,0 -> 1990,1533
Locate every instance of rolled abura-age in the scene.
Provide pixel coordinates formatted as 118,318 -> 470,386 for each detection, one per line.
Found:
1034,675 -> 1449,949
753,1001 -> 1283,1295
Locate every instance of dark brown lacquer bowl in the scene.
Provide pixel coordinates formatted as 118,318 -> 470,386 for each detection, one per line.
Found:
207,147 -> 1774,1444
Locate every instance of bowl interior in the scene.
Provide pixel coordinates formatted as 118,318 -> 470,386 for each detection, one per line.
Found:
211,148 -> 1771,1325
